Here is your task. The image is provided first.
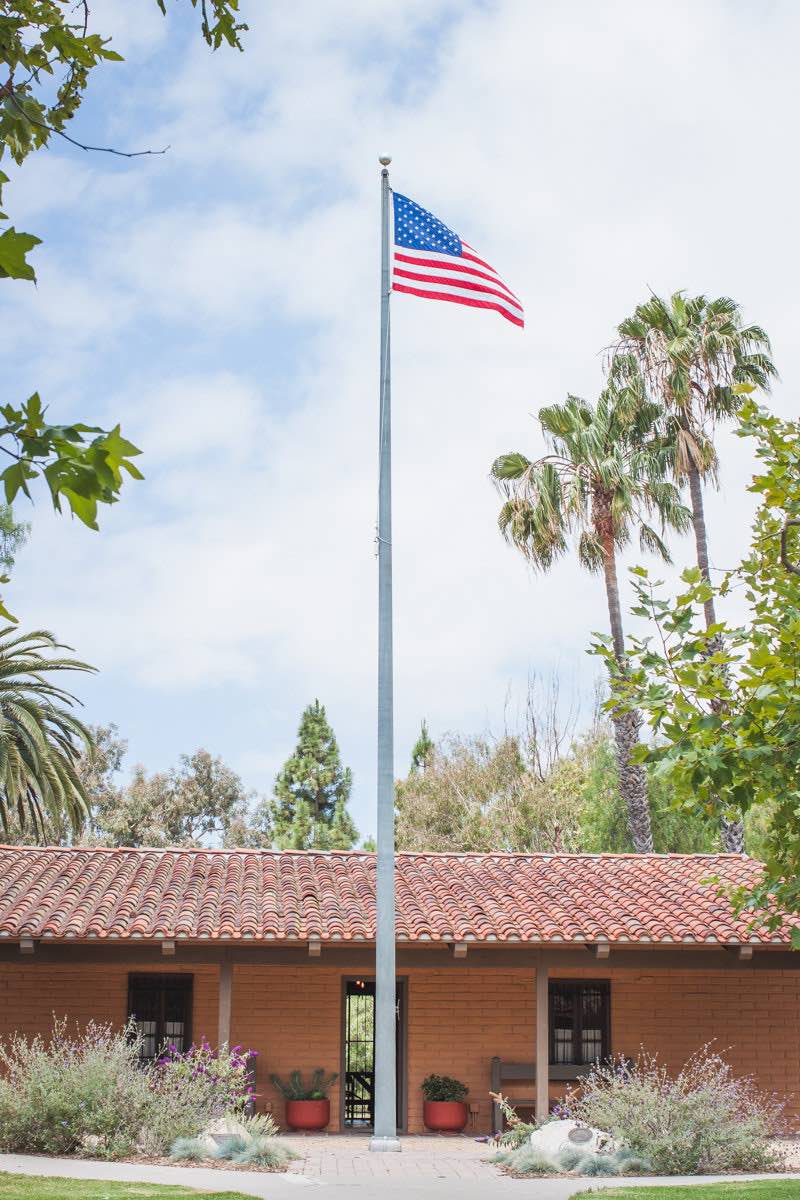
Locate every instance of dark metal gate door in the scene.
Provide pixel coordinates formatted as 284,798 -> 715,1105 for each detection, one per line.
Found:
344,979 -> 403,1128
345,980 -> 375,1126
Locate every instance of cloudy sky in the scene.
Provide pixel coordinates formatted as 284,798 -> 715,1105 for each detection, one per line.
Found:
2,0 -> 798,839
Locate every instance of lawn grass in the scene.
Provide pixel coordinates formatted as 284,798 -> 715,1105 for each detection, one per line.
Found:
574,1185 -> 800,1200
0,1173 -> 256,1200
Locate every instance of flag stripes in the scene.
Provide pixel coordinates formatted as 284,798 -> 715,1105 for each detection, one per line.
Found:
391,192 -> 523,328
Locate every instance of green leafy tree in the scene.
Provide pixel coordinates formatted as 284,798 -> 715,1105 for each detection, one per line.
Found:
0,626 -> 93,836
595,402 -> 800,934
87,747 -> 258,848
396,731 -> 583,853
3,724 -> 273,848
0,1 -> 245,618
0,504 -> 26,568
576,727 -> 717,854
492,389 -> 690,852
0,719 -> 121,844
612,292 -> 776,850
1,1 -> 244,265
234,793 -> 274,850
271,700 -> 358,850
395,722 -> 716,856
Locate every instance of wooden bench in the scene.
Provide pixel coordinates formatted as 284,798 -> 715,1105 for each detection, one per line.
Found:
490,1057 -> 596,1132
490,1058 -> 536,1132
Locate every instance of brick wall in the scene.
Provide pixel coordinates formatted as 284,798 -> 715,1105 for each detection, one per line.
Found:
230,964 -> 344,1128
0,957 -> 798,1134
0,961 -> 218,1044
548,965 -> 800,1126
404,965 -> 534,1133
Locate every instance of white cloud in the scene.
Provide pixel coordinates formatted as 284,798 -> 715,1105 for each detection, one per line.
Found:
4,0 -> 800,827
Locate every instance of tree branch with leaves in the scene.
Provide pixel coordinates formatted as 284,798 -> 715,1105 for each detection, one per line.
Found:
595,402 -> 800,938
0,0 -> 245,618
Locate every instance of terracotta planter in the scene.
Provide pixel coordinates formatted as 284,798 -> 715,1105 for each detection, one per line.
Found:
285,1098 -> 331,1131
423,1099 -> 468,1132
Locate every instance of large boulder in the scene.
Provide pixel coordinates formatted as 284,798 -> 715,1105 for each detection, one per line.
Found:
196,1115 -> 249,1157
530,1119 -> 614,1157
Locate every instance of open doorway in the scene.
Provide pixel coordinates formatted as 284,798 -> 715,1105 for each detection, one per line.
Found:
341,977 -> 406,1131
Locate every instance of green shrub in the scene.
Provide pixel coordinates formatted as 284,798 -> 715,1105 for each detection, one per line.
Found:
421,1074 -> 468,1102
0,1019 -> 154,1157
569,1047 -> 784,1175
270,1069 -> 337,1100
0,1017 -> 257,1159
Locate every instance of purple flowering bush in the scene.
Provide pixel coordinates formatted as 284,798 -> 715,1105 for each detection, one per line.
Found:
156,1037 -> 256,1117
0,1018 -> 257,1159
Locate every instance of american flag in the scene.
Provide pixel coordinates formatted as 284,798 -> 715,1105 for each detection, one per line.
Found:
391,192 -> 524,328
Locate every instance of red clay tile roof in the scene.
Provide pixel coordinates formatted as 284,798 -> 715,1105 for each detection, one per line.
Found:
0,846 -> 789,945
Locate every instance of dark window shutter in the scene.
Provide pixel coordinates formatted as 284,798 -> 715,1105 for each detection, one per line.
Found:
549,981 -> 610,1066
127,973 -> 193,1061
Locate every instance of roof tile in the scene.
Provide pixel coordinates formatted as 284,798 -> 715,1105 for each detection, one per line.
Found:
0,846 -> 791,945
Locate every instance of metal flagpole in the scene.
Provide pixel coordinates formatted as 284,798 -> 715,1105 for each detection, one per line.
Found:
370,154 -> 400,1154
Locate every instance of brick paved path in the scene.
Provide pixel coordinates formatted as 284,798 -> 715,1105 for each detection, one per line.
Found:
282,1132 -> 498,1182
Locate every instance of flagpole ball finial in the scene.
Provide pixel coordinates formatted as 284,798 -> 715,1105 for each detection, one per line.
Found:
378,155 -> 392,166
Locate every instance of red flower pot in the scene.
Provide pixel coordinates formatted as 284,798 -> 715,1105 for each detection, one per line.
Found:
423,1100 -> 469,1133
285,1098 -> 331,1131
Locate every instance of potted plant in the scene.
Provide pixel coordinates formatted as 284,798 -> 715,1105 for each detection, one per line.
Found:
421,1074 -> 469,1132
270,1069 -> 338,1131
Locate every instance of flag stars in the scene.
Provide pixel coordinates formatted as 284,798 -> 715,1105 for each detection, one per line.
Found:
393,192 -> 461,257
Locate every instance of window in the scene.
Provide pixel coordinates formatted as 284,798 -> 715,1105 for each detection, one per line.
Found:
549,981 -> 610,1066
127,974 -> 193,1061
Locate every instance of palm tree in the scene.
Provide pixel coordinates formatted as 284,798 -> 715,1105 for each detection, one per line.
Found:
492,389 -> 691,853
0,628 -> 94,839
612,292 -> 776,850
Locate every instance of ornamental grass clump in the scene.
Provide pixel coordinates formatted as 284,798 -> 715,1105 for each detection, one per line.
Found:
170,1116 -> 295,1171
568,1047 -> 785,1175
494,1145 -> 554,1175
494,1143 -> 651,1177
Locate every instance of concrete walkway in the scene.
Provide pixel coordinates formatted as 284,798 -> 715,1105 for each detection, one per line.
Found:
1,1150 -> 800,1200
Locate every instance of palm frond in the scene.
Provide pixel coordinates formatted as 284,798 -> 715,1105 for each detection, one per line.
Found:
491,452 -> 532,482
0,629 -> 95,837
493,384 -> 691,584
609,291 -> 777,478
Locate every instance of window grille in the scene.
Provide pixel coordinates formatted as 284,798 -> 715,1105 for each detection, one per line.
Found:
549,980 -> 610,1066
127,973 -> 193,1062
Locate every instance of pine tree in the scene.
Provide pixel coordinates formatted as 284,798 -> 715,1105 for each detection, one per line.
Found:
271,700 -> 358,850
410,719 -> 434,773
